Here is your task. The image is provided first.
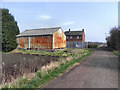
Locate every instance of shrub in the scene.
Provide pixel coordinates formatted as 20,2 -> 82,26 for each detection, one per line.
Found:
88,44 -> 98,48
106,27 -> 120,50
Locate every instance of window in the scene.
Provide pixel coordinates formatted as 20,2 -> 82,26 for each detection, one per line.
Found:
76,42 -> 78,47
66,36 -> 69,39
77,36 -> 82,39
70,36 -> 73,39
66,42 -> 68,45
77,36 -> 79,39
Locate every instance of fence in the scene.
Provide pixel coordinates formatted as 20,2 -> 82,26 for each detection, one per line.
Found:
66,41 -> 88,48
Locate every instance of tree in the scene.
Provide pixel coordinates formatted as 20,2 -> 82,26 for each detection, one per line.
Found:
2,9 -> 20,52
110,27 -> 118,49
107,27 -> 120,51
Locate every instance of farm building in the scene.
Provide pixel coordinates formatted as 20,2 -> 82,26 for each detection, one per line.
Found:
65,29 -> 88,48
16,27 -> 66,49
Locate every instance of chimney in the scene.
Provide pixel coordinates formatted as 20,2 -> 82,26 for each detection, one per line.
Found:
69,29 -> 71,33
69,29 -> 71,32
82,29 -> 84,32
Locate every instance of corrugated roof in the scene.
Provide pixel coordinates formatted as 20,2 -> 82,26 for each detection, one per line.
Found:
65,30 -> 84,36
17,27 -> 61,37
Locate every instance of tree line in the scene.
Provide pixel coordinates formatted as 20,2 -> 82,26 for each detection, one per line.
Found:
106,27 -> 120,51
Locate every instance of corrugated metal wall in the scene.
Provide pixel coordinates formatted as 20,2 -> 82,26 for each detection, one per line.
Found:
17,37 -> 28,49
53,29 -> 66,49
17,36 -> 53,49
30,36 -> 53,49
17,29 -> 66,49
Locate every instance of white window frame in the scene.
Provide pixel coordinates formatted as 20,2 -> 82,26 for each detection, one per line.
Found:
70,36 -> 73,39
77,36 -> 82,39
77,36 -> 80,39
76,42 -> 79,47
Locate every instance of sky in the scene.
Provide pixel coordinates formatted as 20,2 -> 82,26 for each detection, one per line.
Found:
1,2 -> 118,42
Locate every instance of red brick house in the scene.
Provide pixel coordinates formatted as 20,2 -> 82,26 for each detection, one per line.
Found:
65,29 -> 87,48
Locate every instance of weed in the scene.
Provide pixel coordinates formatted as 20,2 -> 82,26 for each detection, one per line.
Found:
18,77 -> 29,87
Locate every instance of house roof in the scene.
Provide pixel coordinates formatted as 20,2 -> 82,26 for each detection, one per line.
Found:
16,27 -> 61,37
65,30 -> 84,36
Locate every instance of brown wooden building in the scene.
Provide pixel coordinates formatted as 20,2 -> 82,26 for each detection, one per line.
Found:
16,27 -> 66,49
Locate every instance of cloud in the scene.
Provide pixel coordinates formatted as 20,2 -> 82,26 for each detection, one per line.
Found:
62,21 -> 75,26
38,15 -> 51,20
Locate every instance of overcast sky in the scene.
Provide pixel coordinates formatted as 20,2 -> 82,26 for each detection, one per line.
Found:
2,2 -> 118,42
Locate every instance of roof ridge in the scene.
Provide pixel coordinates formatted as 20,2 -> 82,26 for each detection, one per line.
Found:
70,31 -> 82,32
25,27 -> 61,31
65,30 -> 83,32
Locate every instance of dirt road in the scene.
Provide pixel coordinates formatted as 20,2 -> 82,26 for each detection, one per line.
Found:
45,47 -> 118,88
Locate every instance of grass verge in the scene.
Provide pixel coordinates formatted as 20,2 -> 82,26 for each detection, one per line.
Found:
113,51 -> 120,57
0,51 -> 7,54
2,49 -> 93,88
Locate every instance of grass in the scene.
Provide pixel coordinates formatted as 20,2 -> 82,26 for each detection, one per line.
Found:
0,51 -> 7,54
9,49 -> 66,56
113,51 -> 120,57
9,48 -> 90,58
97,44 -> 103,48
2,49 -> 93,88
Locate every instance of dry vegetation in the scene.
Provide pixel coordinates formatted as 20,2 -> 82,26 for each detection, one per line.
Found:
2,48 -> 92,88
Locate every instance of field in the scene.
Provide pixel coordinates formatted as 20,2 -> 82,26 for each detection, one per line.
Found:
2,48 -> 92,88
2,53 -> 58,84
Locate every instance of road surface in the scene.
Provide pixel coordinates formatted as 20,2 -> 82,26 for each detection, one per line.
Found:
44,47 -> 119,88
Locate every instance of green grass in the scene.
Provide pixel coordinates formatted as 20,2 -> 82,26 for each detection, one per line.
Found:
0,51 -> 7,54
9,49 -> 66,56
97,44 -> 103,48
9,48 -> 89,58
3,49 -> 93,88
113,51 -> 120,57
